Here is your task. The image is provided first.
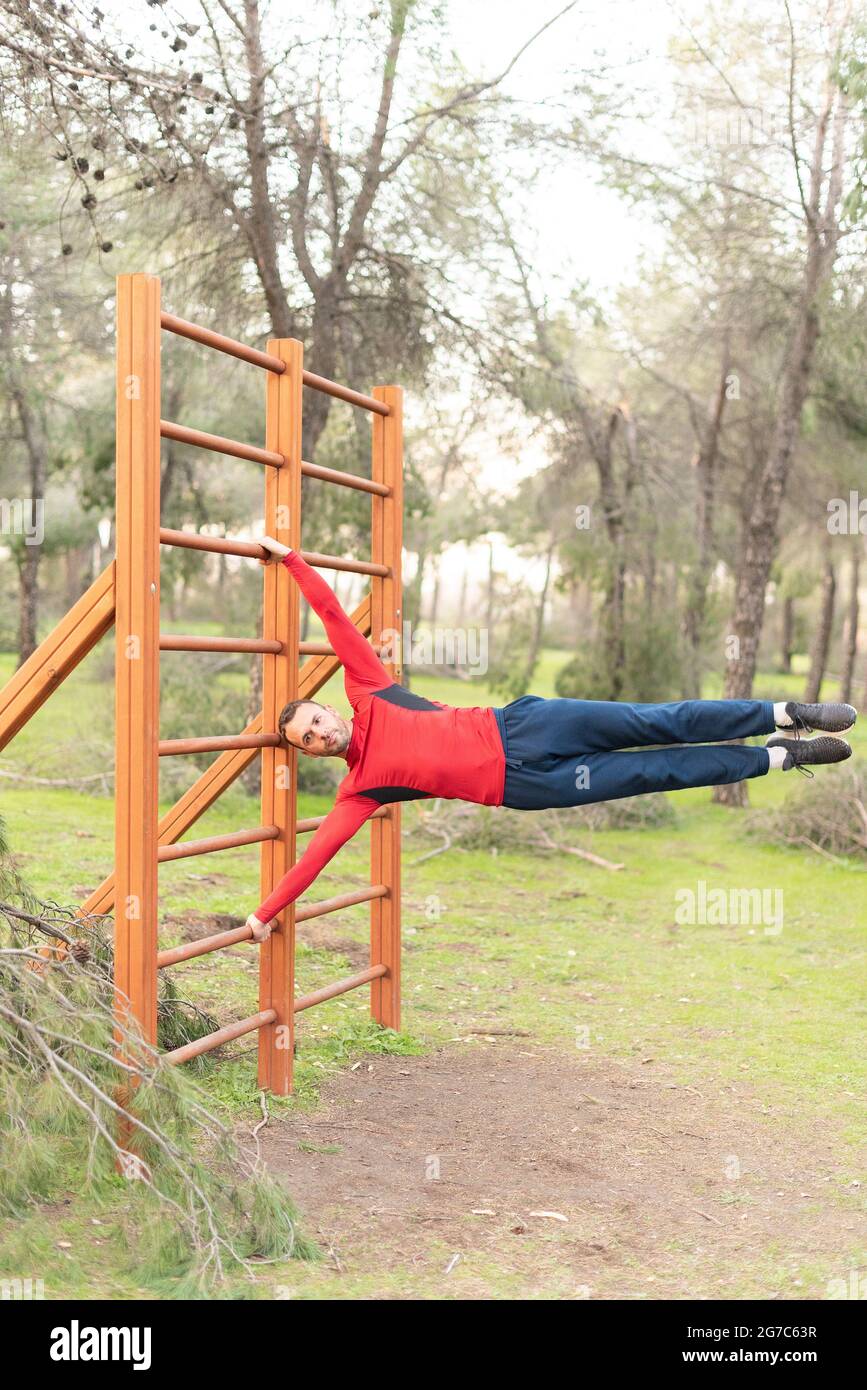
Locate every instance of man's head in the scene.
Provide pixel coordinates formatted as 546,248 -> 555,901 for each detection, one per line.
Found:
278,698 -> 352,757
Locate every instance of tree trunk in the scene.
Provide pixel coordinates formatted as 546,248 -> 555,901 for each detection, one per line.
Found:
485,540 -> 496,634
593,421 -> 628,700
427,558 -> 441,628
601,555 -> 627,700
406,546 -> 428,635
804,545 -> 836,703
719,300 -> 821,702
682,344 -> 730,698
64,544 -> 89,609
456,566 -> 468,629
11,385 -> 46,668
569,578 -> 583,646
17,545 -> 39,666
240,595 -> 265,795
301,284 -> 343,462
838,544 -> 859,704
524,539 -> 554,684
642,524 -> 658,610
780,595 -> 795,674
712,69 -> 846,807
597,403 -> 641,699
160,382 -> 183,512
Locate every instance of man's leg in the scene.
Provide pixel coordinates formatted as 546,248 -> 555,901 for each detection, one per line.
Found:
501,695 -> 776,759
501,741 -> 771,810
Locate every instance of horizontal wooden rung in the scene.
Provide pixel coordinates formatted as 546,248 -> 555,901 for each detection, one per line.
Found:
161,311 -> 286,372
158,528 -> 390,577
298,641 -> 334,655
161,312 -> 390,416
296,807 -> 388,834
158,824 -> 279,863
299,640 -> 387,657
295,883 -> 388,923
157,882 -> 389,970
158,733 -> 281,756
163,1008 -> 277,1066
301,459 -> 390,496
158,922 -> 256,968
302,369 -> 389,417
161,418 -> 283,468
160,634 -> 283,654
295,964 -> 387,1014
300,549 -> 388,578
160,527 -> 265,559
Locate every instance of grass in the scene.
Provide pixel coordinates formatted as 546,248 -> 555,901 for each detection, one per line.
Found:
1,638 -> 864,1297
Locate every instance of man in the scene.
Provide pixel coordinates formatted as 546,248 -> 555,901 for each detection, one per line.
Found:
246,536 -> 856,941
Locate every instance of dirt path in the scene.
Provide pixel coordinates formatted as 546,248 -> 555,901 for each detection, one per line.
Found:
260,1045 -> 865,1299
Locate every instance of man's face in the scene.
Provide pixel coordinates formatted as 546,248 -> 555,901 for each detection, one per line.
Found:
284,702 -> 352,758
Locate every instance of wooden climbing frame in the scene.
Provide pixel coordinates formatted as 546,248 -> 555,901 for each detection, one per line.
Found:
0,271 -> 403,1095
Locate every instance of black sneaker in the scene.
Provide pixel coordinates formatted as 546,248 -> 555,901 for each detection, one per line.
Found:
766,734 -> 853,777
780,701 -> 857,736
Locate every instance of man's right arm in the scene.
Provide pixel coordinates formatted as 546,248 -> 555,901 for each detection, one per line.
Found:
249,792 -> 379,933
281,550 -> 394,704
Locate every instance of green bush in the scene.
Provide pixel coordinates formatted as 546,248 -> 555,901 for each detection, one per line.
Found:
555,612 -> 684,703
0,574 -> 18,653
296,754 -> 341,796
158,661 -> 249,798
748,761 -> 867,860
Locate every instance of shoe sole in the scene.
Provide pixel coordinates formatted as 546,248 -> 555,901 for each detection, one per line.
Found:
827,726 -> 855,739
767,735 -> 852,765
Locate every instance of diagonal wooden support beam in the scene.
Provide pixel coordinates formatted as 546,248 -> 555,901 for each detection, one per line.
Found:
76,592 -> 372,920
0,563 -> 116,754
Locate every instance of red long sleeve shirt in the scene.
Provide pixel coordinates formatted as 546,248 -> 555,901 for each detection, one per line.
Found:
253,550 -> 505,924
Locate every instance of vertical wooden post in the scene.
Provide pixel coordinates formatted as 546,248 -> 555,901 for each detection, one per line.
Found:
258,339 -> 302,1093
370,385 -> 403,1029
114,273 -> 161,1057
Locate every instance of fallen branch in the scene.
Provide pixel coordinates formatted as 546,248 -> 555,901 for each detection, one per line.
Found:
0,899 -> 74,945
0,941 -> 311,1284
409,825 -> 453,865
0,766 -> 113,792
535,827 -> 624,871
691,1207 -> 724,1227
468,1027 -> 531,1037
785,835 -> 851,866
407,798 -> 630,870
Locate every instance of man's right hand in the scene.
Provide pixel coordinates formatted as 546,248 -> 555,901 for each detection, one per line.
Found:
246,912 -> 273,942
258,534 -> 292,563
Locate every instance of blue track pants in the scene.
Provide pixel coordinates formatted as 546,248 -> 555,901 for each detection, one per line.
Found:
492,696 -> 776,810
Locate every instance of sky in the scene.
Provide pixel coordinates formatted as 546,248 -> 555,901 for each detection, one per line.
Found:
448,0 -> 675,297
